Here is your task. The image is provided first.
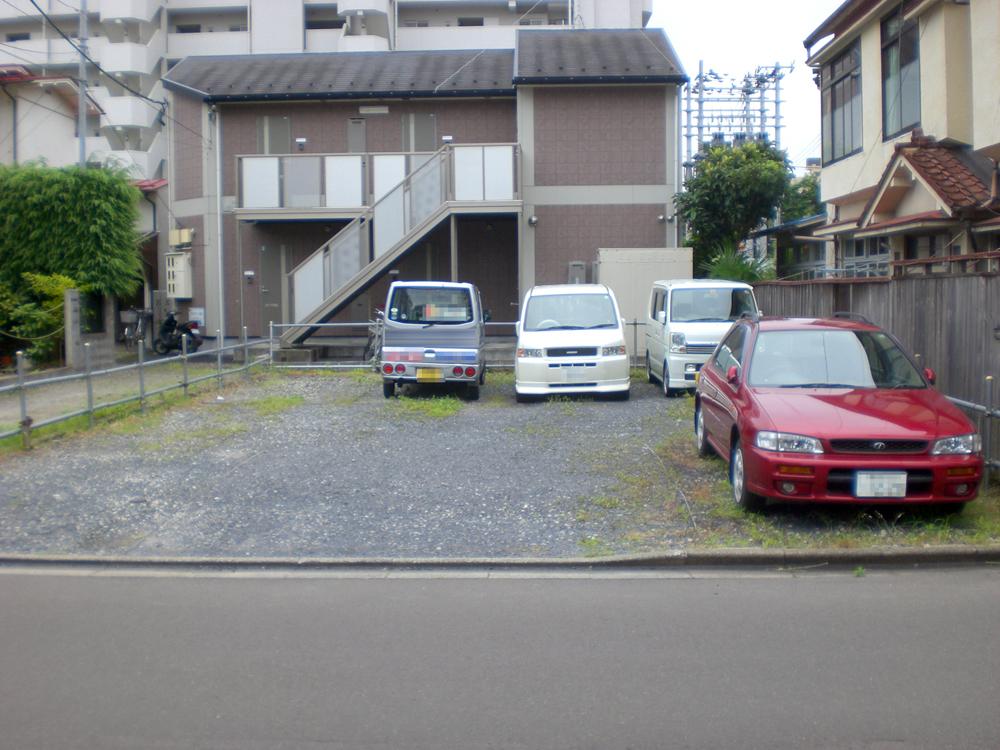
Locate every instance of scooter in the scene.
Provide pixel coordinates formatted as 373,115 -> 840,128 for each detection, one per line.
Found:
153,312 -> 203,354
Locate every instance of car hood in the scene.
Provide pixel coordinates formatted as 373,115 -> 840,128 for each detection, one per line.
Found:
671,321 -> 735,345
753,387 -> 974,440
518,327 -> 624,350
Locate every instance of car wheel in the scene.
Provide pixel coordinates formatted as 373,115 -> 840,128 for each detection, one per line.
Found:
382,381 -> 395,399
694,402 -> 712,457
479,366 -> 486,386
661,360 -> 674,397
730,439 -> 765,512
646,353 -> 656,383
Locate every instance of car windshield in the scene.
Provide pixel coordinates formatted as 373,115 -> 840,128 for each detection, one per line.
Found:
670,288 -> 757,323
387,287 -> 473,325
523,293 -> 618,331
748,329 -> 926,389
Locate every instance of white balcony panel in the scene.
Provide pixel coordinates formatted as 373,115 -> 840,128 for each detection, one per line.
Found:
395,26 -> 516,51
166,30 -> 249,58
373,189 -> 405,258
454,146 -> 484,201
324,155 -> 363,208
337,0 -> 389,16
372,155 -> 405,202
339,35 -> 389,52
483,145 -> 514,200
294,253 -> 325,322
101,95 -> 158,129
241,157 -> 280,208
167,0 -> 245,8
0,37 -> 81,66
99,33 -> 163,74
304,28 -> 341,53
100,0 -> 160,23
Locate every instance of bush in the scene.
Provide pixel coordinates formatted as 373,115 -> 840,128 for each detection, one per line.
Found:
700,245 -> 775,283
0,273 -> 79,365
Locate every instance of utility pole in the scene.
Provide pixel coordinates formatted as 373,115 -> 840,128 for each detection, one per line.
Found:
77,0 -> 88,167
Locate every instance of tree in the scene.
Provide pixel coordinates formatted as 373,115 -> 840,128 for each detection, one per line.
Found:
0,164 -> 143,297
780,173 -> 823,223
675,141 -> 790,269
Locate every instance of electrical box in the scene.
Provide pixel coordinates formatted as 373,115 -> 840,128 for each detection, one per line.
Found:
169,227 -> 194,248
567,261 -> 587,284
165,252 -> 192,299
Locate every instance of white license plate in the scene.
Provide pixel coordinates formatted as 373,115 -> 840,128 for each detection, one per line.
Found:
854,471 -> 907,498
562,365 -> 591,382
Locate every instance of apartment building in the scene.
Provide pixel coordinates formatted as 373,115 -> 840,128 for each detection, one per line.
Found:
804,0 -> 1000,278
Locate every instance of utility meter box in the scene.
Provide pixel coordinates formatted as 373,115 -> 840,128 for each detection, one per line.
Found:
165,252 -> 193,299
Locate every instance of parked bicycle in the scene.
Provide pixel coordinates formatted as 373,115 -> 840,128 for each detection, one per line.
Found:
363,310 -> 384,367
121,308 -> 152,350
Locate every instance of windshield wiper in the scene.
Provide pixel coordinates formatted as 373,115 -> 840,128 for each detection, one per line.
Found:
687,317 -> 726,323
779,383 -> 857,389
538,325 -> 584,331
585,323 -> 617,329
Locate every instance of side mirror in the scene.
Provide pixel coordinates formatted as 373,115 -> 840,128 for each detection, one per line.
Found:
726,365 -> 739,385
924,367 -> 936,385
656,310 -> 666,325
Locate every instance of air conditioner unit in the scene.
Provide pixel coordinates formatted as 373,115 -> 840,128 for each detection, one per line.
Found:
169,227 -> 195,248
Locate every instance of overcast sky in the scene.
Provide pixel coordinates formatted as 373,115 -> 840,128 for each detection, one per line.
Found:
647,0 -> 844,172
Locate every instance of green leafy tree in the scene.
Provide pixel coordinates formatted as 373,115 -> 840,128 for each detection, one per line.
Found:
780,173 -> 823,222
0,164 -> 143,297
675,141 -> 791,270
0,273 -> 79,363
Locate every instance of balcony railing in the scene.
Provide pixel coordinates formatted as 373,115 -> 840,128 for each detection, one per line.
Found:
289,143 -> 518,322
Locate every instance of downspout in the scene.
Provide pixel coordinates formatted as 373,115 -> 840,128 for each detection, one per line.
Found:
1,85 -> 16,163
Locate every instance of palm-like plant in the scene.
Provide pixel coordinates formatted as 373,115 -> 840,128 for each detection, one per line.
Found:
700,244 -> 775,282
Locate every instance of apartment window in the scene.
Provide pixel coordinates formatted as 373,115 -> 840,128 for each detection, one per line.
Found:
403,20 -> 429,28
402,113 -> 436,152
457,17 -> 484,26
257,116 -> 291,154
305,19 -> 344,30
882,8 -> 920,138
519,18 -> 546,26
228,24 -> 248,32
175,24 -> 201,34
6,32 -> 30,42
821,40 -> 862,164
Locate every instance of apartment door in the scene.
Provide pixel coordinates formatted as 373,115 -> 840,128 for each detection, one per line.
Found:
259,244 -> 283,333
348,119 -> 366,153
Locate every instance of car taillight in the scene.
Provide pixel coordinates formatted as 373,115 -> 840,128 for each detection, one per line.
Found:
394,364 -> 405,374
465,367 -> 476,377
382,364 -> 394,374
453,366 -> 463,376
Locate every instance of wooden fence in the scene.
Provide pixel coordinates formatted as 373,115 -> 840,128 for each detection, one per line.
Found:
754,275 -> 999,472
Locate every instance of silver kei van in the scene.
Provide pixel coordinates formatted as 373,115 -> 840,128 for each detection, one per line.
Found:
379,281 -> 487,400
644,279 -> 758,395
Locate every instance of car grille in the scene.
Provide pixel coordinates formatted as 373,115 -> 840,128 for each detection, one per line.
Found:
685,344 -> 716,355
829,439 -> 928,454
826,469 -> 933,497
546,347 -> 597,357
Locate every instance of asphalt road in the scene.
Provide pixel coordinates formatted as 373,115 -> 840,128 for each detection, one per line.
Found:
1,565 -> 998,750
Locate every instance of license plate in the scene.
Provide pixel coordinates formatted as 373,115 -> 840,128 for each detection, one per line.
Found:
416,368 -> 443,383
854,471 -> 907,498
562,365 -> 591,382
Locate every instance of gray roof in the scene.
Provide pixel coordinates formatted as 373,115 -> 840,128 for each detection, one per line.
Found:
515,29 -> 687,84
164,49 -> 516,101
163,30 -> 687,102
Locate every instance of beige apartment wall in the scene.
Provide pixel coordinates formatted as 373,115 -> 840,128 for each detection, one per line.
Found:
971,0 -> 1000,154
894,181 -> 938,217
919,1 -> 972,147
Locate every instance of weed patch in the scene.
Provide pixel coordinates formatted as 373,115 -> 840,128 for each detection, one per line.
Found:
385,395 -> 464,420
245,394 -> 306,416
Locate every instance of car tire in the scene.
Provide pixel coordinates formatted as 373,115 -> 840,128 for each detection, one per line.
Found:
465,384 -> 480,401
382,381 -> 395,399
479,366 -> 486,386
730,438 -> 765,512
662,360 -> 675,397
694,402 -> 712,457
646,353 -> 656,383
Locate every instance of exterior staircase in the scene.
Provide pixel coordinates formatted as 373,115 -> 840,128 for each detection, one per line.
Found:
280,144 -> 520,347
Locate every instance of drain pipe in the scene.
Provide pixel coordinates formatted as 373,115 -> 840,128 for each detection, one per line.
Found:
1,85 -> 16,163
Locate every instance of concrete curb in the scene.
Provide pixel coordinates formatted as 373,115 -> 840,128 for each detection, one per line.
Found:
1,545 -> 999,571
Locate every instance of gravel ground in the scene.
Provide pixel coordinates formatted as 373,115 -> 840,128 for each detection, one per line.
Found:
0,369 -> 699,558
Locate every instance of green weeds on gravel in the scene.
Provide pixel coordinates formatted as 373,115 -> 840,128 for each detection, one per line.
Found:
578,536 -> 615,557
385,395 -> 464,420
245,394 -> 305,416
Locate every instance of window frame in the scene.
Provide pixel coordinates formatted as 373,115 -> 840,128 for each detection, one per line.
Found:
881,7 -> 921,140
821,40 -> 863,166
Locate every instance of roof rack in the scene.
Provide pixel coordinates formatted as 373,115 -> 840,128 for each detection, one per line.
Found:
832,311 -> 875,325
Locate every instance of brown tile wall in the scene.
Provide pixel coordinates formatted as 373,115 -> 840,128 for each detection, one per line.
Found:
532,205 -> 664,285
173,94 -> 204,201
221,99 -> 517,195
533,86 -> 666,186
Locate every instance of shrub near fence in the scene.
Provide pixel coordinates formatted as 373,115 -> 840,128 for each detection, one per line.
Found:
754,275 -> 1000,478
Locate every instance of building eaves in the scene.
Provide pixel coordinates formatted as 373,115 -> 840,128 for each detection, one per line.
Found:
514,29 -> 687,85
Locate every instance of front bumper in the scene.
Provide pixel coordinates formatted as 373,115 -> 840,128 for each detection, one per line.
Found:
666,352 -> 708,389
742,445 -> 983,504
515,355 -> 630,395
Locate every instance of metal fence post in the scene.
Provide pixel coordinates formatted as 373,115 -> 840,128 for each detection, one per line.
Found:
216,329 -> 223,391
269,321 -> 274,366
986,375 -> 995,488
632,319 -> 639,368
138,339 -> 146,414
181,334 -> 189,397
16,351 -> 30,450
84,342 -> 94,428
242,326 -> 249,380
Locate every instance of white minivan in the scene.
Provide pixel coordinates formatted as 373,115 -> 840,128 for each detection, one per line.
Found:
514,284 -> 630,402
645,279 -> 758,395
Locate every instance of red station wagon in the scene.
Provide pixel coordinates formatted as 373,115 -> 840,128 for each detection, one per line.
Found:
694,314 -> 983,512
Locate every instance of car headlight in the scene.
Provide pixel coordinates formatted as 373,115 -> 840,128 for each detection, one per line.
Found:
516,347 -> 543,358
669,332 -> 686,353
601,343 -> 627,356
755,431 -> 824,454
931,433 -> 981,455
